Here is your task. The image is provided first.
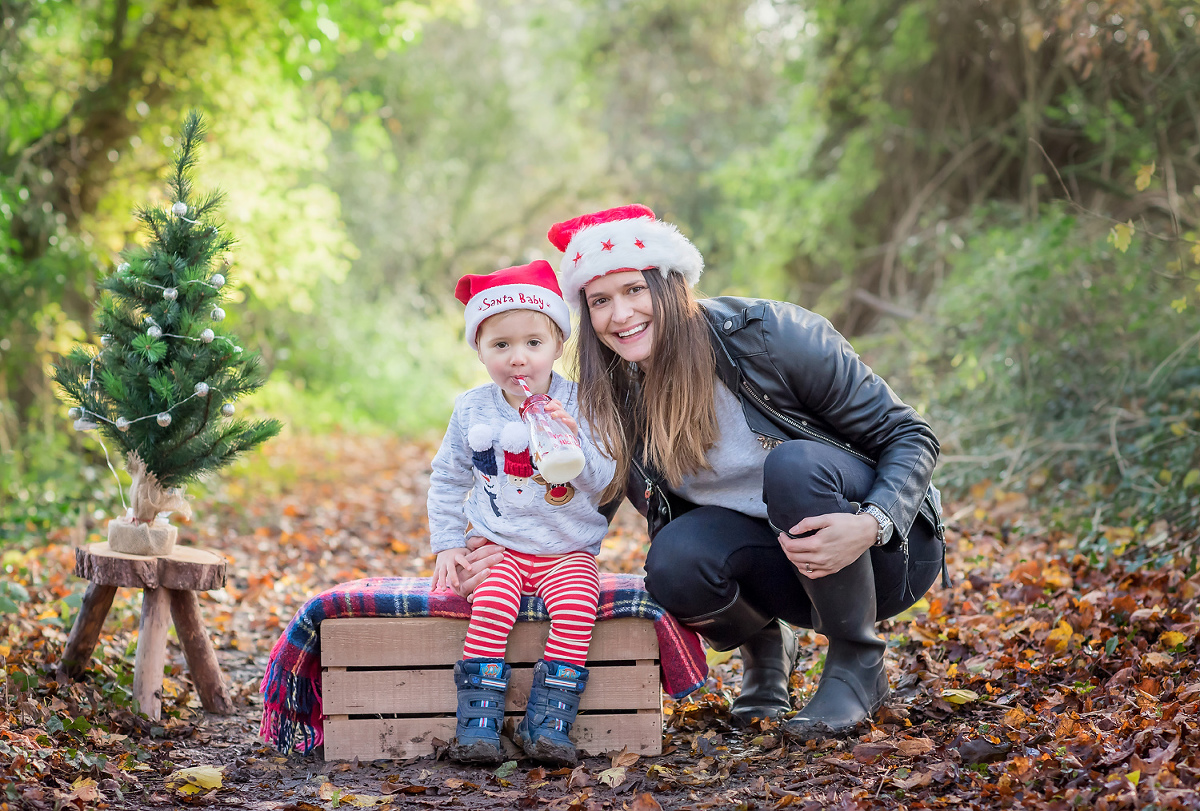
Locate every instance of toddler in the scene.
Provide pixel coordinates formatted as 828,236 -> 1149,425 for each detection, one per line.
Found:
427,260 -> 616,765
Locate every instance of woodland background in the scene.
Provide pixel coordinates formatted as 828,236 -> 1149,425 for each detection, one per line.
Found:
4,2 -> 1200,809
2,0 -> 1200,561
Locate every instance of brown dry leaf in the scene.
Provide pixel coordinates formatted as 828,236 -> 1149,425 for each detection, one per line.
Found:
893,770 -> 934,789
442,778 -> 478,790
630,793 -> 664,811
567,764 -> 593,789
611,748 -> 640,768
895,737 -> 935,757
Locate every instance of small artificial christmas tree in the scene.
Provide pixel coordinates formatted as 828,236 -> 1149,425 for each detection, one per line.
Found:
54,111 -> 281,555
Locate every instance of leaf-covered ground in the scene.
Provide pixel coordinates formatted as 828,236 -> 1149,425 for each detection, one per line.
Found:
3,434 -> 1200,810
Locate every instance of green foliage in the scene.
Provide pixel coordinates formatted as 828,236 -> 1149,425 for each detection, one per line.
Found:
863,203 -> 1200,565
51,113 -> 281,489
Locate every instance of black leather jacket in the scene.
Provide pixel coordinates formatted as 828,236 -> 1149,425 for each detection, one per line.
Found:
621,296 -> 945,547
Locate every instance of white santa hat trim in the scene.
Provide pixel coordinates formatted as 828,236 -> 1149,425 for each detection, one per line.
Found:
499,421 -> 529,453
467,423 -> 495,452
548,205 -> 704,310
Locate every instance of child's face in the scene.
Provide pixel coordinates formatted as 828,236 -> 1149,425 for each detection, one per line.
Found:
476,310 -> 564,406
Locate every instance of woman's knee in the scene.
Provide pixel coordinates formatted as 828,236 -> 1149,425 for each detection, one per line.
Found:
762,441 -> 873,527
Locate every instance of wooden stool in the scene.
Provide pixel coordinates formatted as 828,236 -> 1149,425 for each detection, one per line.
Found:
57,542 -> 233,721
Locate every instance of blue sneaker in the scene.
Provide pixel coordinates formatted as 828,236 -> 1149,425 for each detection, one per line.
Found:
449,658 -> 510,764
514,659 -> 589,765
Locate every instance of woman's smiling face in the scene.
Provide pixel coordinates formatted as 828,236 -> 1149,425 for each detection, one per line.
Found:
584,269 -> 656,366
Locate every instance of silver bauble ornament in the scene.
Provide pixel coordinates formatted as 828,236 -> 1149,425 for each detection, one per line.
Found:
147,325 -> 163,339
156,412 -> 172,427
117,262 -> 131,273
68,407 -> 82,419
221,403 -> 235,417
100,334 -> 112,347
211,307 -> 226,321
200,328 -> 215,344
172,201 -> 188,216
116,417 -> 130,432
194,382 -> 209,397
210,273 -> 225,288
163,287 -> 178,301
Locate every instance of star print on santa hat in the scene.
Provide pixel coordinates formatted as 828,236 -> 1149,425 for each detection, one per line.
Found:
546,204 -> 704,310
454,260 -> 573,349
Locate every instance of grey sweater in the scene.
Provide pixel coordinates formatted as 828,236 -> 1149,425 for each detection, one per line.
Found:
427,373 -> 616,555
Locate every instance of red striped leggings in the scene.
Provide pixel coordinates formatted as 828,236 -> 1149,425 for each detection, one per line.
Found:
462,550 -> 600,667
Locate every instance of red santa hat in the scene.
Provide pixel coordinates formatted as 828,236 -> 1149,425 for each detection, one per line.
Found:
454,260 -> 573,349
500,421 -> 533,477
547,204 -> 704,310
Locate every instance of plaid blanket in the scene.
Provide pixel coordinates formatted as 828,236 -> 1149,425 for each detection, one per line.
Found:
260,573 -> 708,754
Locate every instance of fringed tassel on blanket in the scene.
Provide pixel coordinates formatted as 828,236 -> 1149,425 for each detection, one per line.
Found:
260,656 -> 324,754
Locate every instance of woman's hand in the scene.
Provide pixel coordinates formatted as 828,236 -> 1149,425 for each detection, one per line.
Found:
543,398 -> 578,436
432,548 -> 470,593
453,536 -> 505,602
777,512 -> 879,579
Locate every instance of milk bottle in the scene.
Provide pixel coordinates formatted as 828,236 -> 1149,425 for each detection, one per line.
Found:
516,378 -> 586,484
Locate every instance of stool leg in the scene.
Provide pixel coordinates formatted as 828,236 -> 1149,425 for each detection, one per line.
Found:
132,587 -> 171,720
57,583 -> 118,682
168,589 -> 233,714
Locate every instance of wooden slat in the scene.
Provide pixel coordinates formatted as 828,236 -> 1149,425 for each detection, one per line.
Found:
323,712 -> 662,760
323,664 -> 660,715
321,617 -> 658,667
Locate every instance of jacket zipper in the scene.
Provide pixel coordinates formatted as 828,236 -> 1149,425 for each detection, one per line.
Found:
630,457 -> 671,524
738,378 -> 875,466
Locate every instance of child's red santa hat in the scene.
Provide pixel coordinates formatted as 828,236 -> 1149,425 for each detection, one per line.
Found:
500,422 -> 533,477
547,204 -> 704,310
454,260 -> 572,349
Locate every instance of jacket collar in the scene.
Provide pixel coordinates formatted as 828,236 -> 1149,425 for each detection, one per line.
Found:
699,300 -> 741,395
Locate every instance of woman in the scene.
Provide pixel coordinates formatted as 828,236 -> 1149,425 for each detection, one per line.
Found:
536,204 -> 948,738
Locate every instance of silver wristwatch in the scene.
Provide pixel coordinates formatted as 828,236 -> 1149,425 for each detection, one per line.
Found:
859,504 -> 894,547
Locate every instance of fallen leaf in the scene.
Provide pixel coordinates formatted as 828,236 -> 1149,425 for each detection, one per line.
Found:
896,737 -> 935,757
165,765 -> 224,796
631,793 -> 664,811
612,748 -> 640,768
1160,631 -> 1189,648
941,689 -> 980,705
598,766 -> 627,788
956,738 -> 1011,765
567,764 -> 593,789
494,760 -> 518,779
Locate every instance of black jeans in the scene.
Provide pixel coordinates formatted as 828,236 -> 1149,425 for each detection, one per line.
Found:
643,440 -> 943,629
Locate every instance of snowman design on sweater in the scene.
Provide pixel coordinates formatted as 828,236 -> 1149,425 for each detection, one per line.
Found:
468,422 -> 575,517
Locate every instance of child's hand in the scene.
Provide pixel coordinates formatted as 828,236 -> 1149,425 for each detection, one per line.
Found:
544,398 -> 578,435
433,548 -> 470,593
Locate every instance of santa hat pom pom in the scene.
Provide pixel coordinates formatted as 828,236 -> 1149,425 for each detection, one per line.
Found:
468,423 -> 495,452
500,421 -> 529,453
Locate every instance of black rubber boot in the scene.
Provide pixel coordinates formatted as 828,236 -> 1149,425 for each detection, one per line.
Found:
782,552 -> 888,741
677,585 -> 773,652
729,619 -> 800,725
679,587 -> 799,723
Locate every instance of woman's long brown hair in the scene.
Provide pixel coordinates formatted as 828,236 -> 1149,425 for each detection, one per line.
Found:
574,270 -> 718,503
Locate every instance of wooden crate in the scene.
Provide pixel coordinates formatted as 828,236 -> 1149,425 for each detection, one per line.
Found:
321,617 -> 662,760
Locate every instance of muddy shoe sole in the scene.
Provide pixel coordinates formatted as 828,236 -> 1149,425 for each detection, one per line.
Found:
449,738 -> 505,764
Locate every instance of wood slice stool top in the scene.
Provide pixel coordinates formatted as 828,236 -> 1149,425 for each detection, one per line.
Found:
74,542 -> 226,590
60,542 -> 232,721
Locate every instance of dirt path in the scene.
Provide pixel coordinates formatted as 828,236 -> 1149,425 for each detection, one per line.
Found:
4,433 -> 1200,809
